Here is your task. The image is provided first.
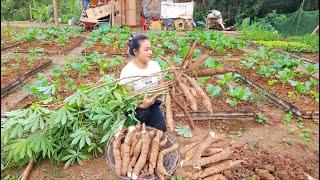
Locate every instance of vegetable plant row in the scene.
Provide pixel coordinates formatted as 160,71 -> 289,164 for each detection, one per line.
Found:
15,52 -> 125,109
1,26 -> 84,54
237,19 -> 319,54
1,52 -> 51,90
83,25 -> 133,55
235,47 -> 319,112
253,40 -> 317,53
82,25 -> 245,57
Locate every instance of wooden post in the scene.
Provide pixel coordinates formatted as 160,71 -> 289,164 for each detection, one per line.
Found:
311,25 -> 319,35
111,0 -> 115,26
121,0 -> 126,25
52,0 -> 59,26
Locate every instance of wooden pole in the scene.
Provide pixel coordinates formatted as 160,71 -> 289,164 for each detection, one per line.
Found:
111,0 -> 115,26
311,25 -> 319,35
121,0 -> 126,25
52,0 -> 59,26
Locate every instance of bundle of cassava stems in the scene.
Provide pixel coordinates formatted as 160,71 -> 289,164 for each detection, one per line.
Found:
160,42 -> 228,132
112,123 -> 178,179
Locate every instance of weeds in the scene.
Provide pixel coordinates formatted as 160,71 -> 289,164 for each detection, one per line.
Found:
283,111 -> 293,123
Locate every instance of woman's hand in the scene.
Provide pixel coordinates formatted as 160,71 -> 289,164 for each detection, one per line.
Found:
138,93 -> 160,109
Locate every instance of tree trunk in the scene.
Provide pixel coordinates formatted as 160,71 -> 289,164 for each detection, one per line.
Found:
52,0 -> 59,26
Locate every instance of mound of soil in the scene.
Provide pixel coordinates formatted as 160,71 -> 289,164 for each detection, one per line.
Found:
224,145 -> 307,180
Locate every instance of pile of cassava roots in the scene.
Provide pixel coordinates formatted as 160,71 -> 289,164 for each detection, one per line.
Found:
111,123 -> 178,179
178,131 -> 243,179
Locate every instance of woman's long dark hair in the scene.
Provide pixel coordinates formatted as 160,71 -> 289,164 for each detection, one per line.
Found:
127,34 -> 149,56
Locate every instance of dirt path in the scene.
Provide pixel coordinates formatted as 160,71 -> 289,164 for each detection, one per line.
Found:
0,42 -> 87,113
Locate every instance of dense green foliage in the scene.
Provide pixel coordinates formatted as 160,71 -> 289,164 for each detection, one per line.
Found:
1,76 -> 141,169
15,26 -> 84,43
237,14 -> 319,52
254,40 -> 317,53
85,25 -> 132,49
193,0 -> 318,27
188,30 -> 245,52
1,0 -> 81,23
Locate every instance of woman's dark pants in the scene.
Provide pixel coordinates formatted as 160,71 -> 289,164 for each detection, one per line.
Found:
129,100 -> 167,132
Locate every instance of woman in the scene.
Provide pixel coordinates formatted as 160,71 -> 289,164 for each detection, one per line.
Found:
120,34 -> 167,132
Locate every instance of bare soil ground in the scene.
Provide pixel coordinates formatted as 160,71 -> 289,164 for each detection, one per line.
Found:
1,57 -> 51,89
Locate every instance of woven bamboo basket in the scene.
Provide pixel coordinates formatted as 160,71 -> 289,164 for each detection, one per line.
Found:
105,126 -> 180,180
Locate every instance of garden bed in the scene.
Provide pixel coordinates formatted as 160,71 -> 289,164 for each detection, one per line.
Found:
238,68 -> 318,112
1,27 -> 26,51
247,41 -> 319,64
252,40 -> 317,54
12,36 -> 85,54
1,56 -> 52,96
291,53 -> 319,63
215,48 -> 319,113
6,55 -> 128,111
197,43 -> 245,56
82,41 -> 127,55
1,35 -> 25,51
